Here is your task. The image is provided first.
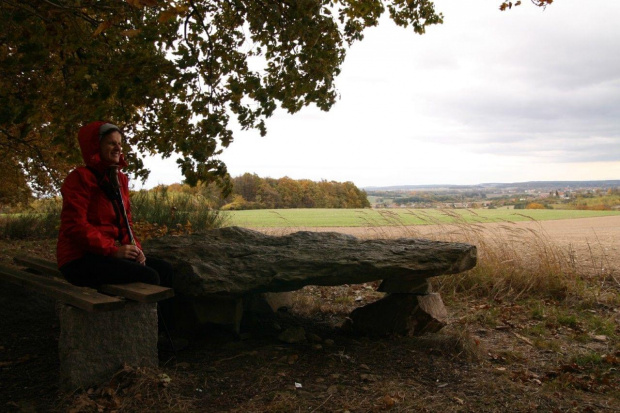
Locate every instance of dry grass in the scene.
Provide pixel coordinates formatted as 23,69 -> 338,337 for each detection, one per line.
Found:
342,209 -> 618,307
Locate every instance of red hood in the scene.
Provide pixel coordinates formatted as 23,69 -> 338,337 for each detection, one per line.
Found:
78,121 -> 128,171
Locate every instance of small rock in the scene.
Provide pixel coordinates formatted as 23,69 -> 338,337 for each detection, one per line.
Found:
312,344 -> 323,350
278,327 -> 306,344
360,373 -> 379,382
359,364 -> 370,371
287,354 -> 299,364
592,335 -> 608,342
307,333 -> 322,342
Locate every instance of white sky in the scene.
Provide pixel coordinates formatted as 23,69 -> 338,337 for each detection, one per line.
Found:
140,0 -> 620,189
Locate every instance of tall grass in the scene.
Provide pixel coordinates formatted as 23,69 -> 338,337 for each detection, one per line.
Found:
252,208 -> 616,305
365,209 -> 615,305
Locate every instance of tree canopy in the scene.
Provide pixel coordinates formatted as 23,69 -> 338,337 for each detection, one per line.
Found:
0,0 -> 549,200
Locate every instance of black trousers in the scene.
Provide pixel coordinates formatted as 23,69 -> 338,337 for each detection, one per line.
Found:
60,253 -> 173,288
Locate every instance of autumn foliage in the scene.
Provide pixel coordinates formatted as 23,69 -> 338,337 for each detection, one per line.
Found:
0,0 -> 445,199
526,202 -> 546,210
225,174 -> 370,209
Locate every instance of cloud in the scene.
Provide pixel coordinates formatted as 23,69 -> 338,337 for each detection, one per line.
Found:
392,0 -> 620,164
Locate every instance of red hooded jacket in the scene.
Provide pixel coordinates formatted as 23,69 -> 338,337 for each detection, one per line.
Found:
56,121 -> 142,269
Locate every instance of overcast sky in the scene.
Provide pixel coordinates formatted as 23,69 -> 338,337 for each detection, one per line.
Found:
140,0 -> 620,189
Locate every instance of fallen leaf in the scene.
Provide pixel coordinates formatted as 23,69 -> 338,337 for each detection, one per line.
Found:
380,394 -> 396,408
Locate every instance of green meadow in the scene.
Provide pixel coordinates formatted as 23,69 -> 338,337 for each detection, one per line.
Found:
224,208 -> 620,227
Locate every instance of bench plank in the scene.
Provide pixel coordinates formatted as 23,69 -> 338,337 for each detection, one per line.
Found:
14,254 -> 62,277
13,255 -> 173,304
0,264 -> 124,312
99,283 -> 174,303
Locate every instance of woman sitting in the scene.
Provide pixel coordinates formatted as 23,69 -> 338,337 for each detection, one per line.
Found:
57,121 -> 172,288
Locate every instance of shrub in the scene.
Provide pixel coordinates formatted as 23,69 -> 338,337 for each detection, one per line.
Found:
130,187 -> 227,240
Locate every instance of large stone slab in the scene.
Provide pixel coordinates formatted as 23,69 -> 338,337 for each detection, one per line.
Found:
58,302 -> 158,391
146,227 -> 476,297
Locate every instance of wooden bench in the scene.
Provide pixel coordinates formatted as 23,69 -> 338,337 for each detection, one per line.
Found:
0,255 -> 174,391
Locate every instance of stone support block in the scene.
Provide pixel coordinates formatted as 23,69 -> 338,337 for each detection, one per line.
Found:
58,302 -> 158,391
344,293 -> 448,336
189,295 -> 243,335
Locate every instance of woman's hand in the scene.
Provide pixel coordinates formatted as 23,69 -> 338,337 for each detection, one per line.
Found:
113,244 -> 146,265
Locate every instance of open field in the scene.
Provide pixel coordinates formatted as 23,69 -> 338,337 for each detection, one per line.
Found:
225,208 -> 620,228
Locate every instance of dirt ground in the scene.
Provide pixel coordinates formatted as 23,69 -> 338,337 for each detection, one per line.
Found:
0,216 -> 619,412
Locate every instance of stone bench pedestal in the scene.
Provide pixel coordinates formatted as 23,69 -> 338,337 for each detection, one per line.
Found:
343,292 -> 448,336
58,302 -> 158,391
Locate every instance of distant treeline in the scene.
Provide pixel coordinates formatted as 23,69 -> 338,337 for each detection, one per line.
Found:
369,191 -> 488,205
226,173 -> 370,210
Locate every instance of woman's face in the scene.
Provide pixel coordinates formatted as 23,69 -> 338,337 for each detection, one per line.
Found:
99,131 -> 122,164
